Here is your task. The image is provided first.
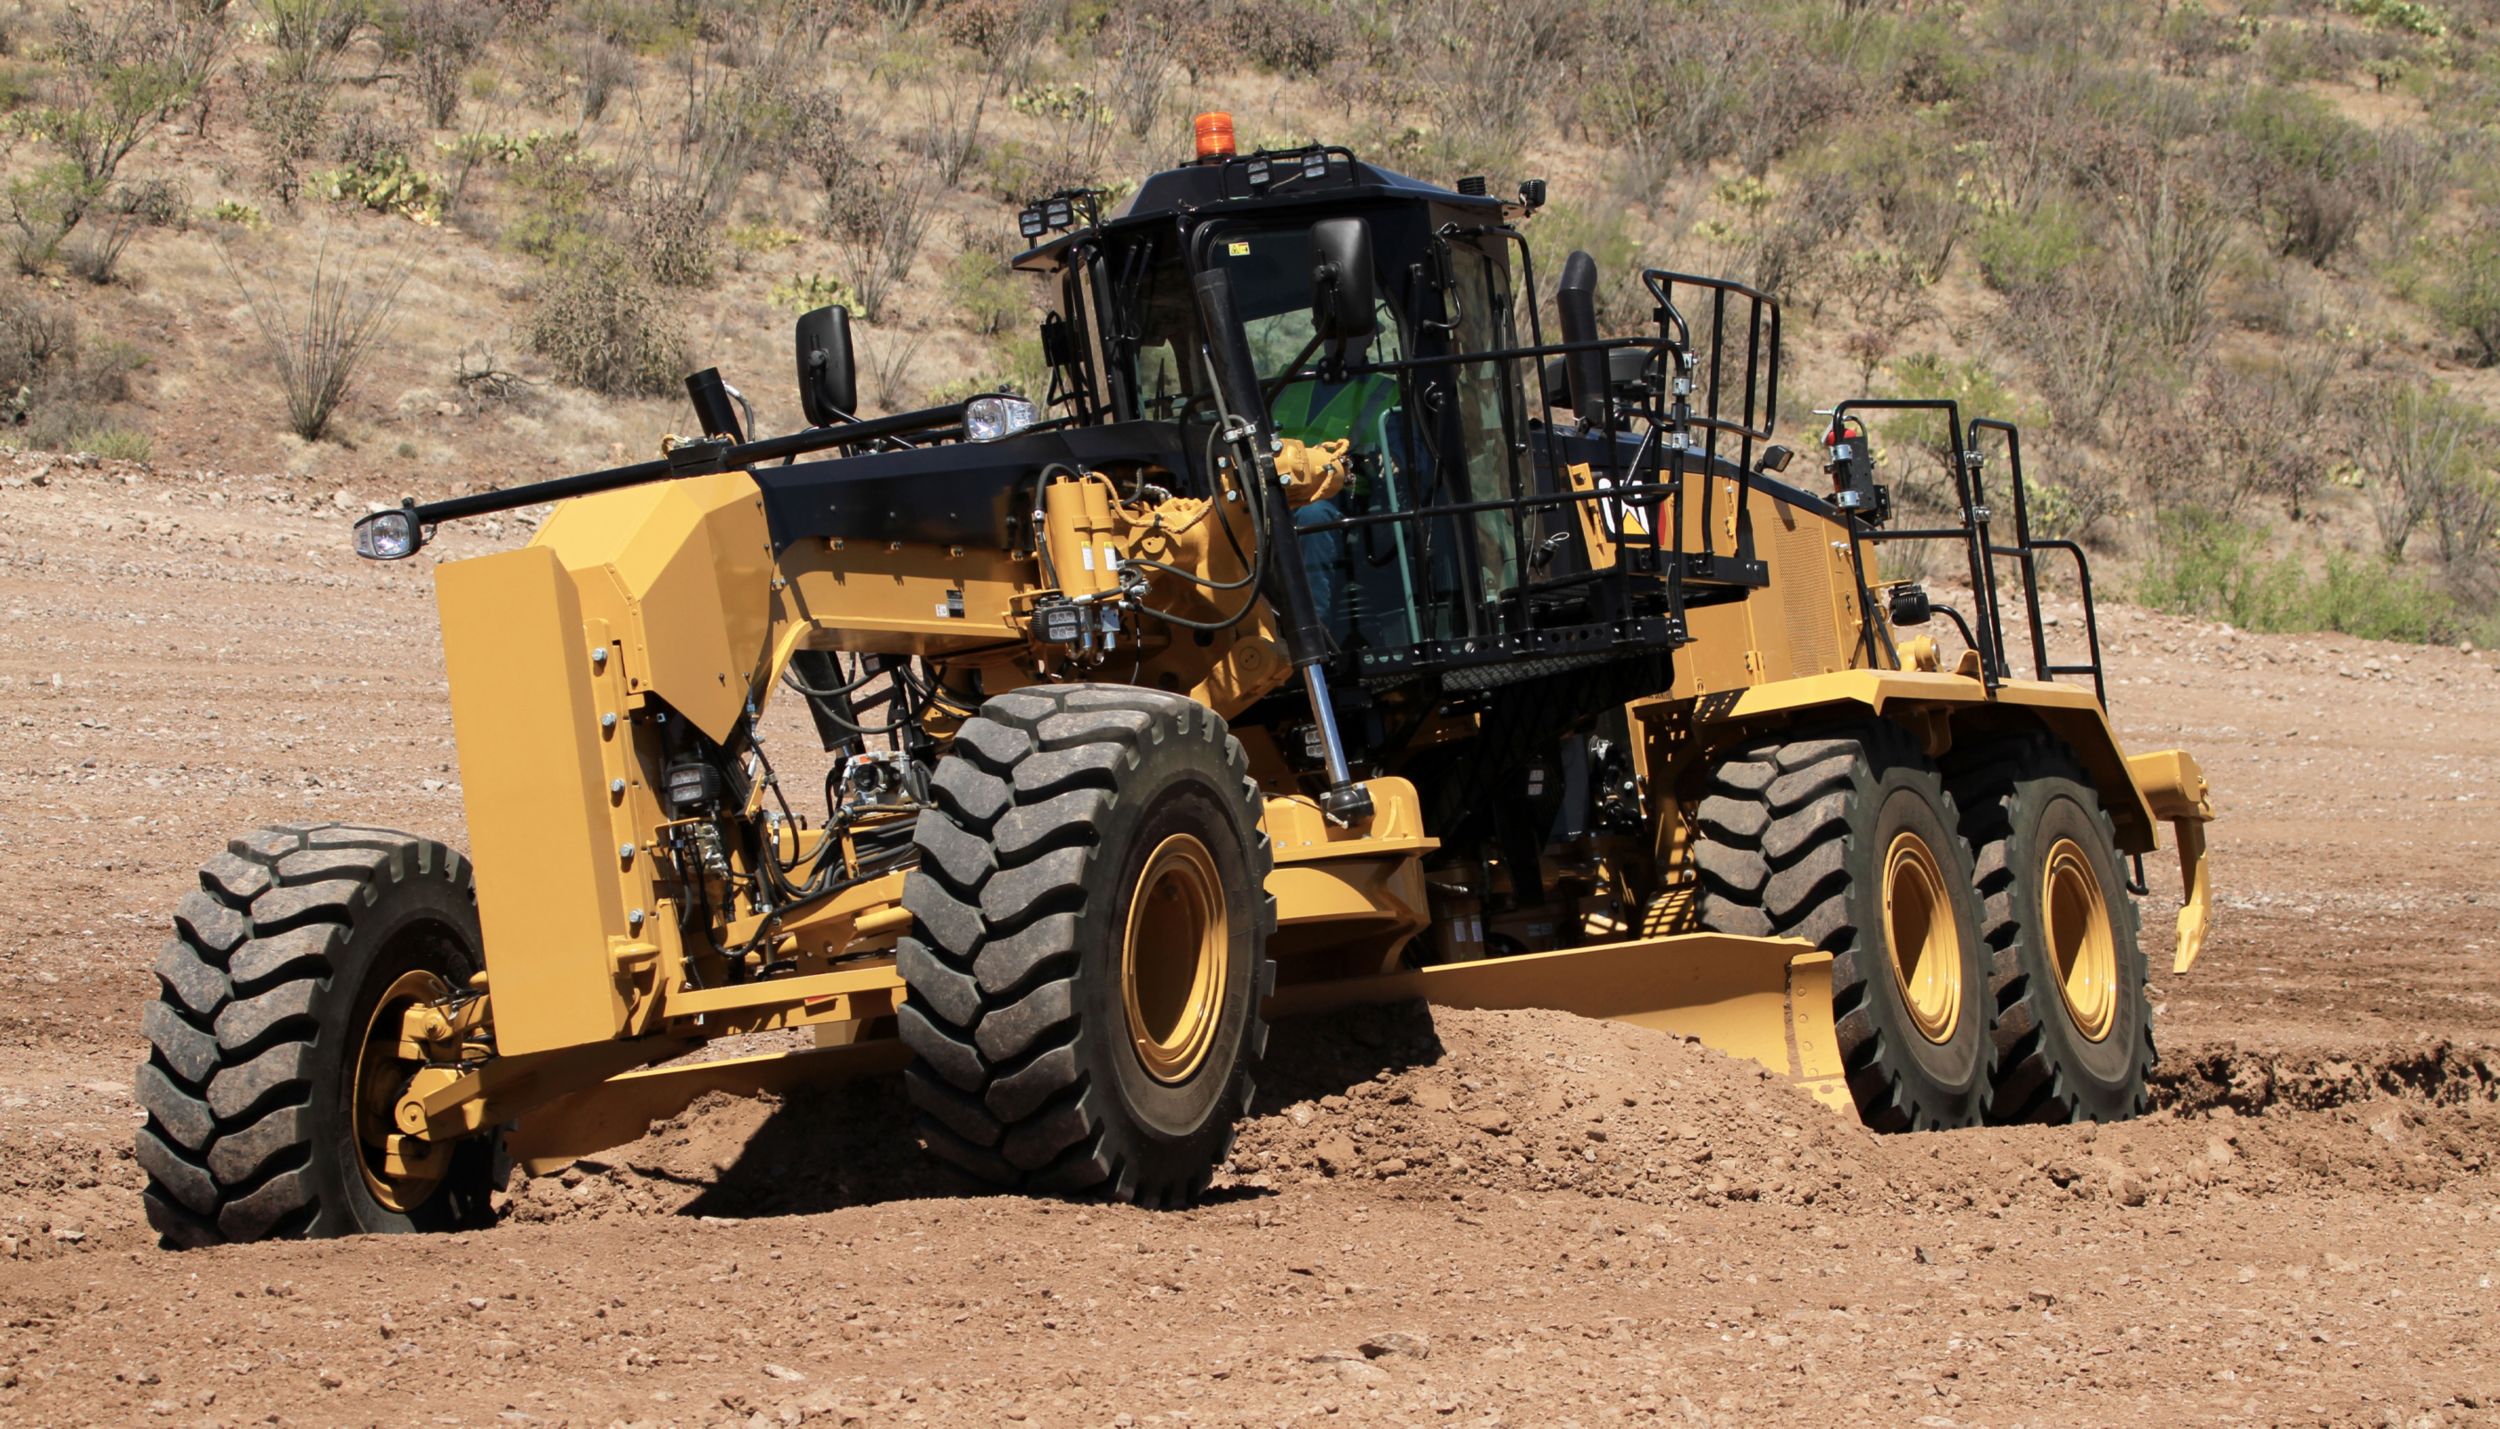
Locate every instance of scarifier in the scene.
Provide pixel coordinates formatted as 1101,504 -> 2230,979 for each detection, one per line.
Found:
135,117 -> 2216,1241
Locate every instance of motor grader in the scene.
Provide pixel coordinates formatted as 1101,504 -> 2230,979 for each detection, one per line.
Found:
135,118 -> 2215,1242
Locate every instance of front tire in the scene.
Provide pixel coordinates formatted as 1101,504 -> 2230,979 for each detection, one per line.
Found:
897,686 -> 1274,1207
136,824 -> 498,1246
1690,722 -> 1992,1131
1950,734 -> 2153,1123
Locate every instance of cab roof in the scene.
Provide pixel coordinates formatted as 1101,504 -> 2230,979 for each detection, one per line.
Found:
1011,146 -> 1511,271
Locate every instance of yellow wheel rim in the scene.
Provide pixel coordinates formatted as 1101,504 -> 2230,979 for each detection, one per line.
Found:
1121,833 -> 1230,1085
1882,830 -> 1964,1046
2042,837 -> 2118,1042
352,967 -> 450,1213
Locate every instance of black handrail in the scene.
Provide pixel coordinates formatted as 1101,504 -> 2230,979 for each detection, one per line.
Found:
1829,403 -> 2110,708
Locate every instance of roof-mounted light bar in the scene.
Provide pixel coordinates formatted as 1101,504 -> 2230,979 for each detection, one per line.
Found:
1015,188 -> 1101,245
1240,147 -> 1331,192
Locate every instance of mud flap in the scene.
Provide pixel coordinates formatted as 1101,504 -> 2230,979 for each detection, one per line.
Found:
1267,933 -> 1856,1112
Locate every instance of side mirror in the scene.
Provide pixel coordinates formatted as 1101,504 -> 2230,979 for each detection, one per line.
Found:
1309,218 -> 1378,344
795,305 -> 857,426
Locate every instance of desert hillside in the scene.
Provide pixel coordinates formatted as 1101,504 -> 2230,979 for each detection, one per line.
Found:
0,0 -> 2495,638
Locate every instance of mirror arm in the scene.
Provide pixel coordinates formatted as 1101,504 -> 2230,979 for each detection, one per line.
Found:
1259,329 -> 1330,407
376,401 -> 973,533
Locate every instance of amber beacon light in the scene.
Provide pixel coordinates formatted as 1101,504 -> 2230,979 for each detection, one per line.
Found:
1193,110 -> 1236,162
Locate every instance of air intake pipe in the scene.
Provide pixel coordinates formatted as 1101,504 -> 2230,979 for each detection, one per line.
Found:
1555,250 -> 1608,421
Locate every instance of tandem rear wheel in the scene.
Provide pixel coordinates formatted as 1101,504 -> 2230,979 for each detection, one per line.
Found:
897,685 -> 1275,1208
1691,721 -> 1994,1131
1949,734 -> 2154,1124
1691,719 -> 2153,1133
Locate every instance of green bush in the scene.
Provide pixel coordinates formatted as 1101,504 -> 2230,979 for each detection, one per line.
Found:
69,424 -> 151,461
768,272 -> 853,314
1971,198 -> 2088,294
943,249 -> 1025,336
2342,0 -> 2447,37
2137,512 -> 2456,643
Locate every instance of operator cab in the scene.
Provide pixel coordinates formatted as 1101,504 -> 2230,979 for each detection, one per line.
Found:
1010,131 -> 1605,674
1004,121 -> 1786,696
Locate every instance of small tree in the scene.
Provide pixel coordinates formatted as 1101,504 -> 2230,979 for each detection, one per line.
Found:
8,2 -> 220,272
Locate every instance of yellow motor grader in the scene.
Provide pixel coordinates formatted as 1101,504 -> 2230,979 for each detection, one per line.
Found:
136,121 -> 2213,1241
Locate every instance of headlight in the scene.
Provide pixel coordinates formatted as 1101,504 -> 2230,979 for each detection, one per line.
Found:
965,394 -> 1039,443
353,507 -> 422,561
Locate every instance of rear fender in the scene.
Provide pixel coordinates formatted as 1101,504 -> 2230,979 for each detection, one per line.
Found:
1699,670 -> 2159,848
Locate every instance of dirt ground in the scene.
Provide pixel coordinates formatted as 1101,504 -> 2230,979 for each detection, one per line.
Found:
3,452 -> 2498,1427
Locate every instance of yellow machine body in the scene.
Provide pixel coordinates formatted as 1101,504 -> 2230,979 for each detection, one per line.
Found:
405,453 -> 2215,1167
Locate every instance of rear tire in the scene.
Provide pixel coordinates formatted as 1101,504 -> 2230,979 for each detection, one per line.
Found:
136,824 -> 499,1247
1949,734 -> 2153,1123
1691,722 -> 1992,1131
897,686 -> 1274,1207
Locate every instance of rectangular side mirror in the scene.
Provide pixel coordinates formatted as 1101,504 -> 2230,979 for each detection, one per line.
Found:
1309,217 -> 1378,343
795,305 -> 857,426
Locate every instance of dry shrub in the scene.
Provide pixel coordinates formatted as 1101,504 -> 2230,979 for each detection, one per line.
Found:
826,166 -> 934,323
1103,9 -> 1178,141
66,177 -> 184,285
862,329 -> 922,412
247,76 -> 332,208
254,0 -> 364,83
2427,223 -> 2500,369
1575,0 -> 1781,192
625,182 -> 715,286
2358,381 -> 2487,564
223,238 -> 410,441
2102,169 -> 2227,355
2128,357 -> 2344,526
387,0 -> 499,128
2230,88 -> 2370,268
575,35 -> 634,123
528,245 -> 688,397
1221,0 -> 1349,76
2003,278 -> 2135,443
0,289 -> 143,451
625,11 -> 824,287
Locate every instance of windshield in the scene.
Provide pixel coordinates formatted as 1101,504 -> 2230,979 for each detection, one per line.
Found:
1107,216 -> 1529,654
1116,224 -> 1405,423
